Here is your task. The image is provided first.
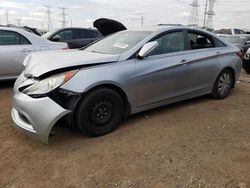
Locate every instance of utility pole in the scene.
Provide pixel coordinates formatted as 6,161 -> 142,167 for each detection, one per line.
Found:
188,0 -> 199,27
5,10 -> 9,25
141,16 -> 144,27
59,7 -> 67,28
41,22 -> 44,30
44,5 -> 52,31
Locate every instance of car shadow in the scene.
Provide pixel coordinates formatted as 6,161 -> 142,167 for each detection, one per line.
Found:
0,80 -> 15,89
49,95 -> 212,145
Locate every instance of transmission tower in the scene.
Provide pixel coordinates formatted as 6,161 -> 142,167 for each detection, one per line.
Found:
44,5 -> 52,31
205,0 -> 216,29
188,0 -> 199,27
59,7 -> 68,28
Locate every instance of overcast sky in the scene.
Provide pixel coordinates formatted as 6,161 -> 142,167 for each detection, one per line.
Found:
0,0 -> 249,30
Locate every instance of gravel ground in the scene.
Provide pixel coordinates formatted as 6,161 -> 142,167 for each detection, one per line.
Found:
0,73 -> 250,188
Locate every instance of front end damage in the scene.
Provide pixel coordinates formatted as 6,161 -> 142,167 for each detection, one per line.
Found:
11,72 -> 81,143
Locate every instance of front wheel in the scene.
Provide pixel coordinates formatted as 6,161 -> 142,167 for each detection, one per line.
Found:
75,88 -> 124,136
211,69 -> 234,99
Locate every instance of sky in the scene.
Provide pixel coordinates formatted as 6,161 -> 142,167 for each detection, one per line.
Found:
0,0 -> 249,30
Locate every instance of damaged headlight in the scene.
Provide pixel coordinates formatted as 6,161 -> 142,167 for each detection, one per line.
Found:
23,70 -> 78,96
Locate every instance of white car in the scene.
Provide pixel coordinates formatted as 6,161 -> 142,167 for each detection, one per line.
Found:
215,28 -> 246,36
0,27 -> 68,80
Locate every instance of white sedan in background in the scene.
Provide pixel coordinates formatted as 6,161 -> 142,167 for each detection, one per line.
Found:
0,27 -> 68,80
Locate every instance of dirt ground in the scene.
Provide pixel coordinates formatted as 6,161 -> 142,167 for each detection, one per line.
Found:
0,73 -> 250,188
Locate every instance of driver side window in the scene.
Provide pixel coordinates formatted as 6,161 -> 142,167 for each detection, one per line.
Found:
150,31 -> 185,56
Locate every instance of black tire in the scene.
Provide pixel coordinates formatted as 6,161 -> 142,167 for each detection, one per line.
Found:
245,69 -> 250,74
75,88 -> 124,136
211,69 -> 234,99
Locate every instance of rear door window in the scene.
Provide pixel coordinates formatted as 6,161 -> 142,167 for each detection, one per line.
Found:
188,31 -> 215,50
57,30 -> 73,40
73,29 -> 94,39
0,30 -> 31,45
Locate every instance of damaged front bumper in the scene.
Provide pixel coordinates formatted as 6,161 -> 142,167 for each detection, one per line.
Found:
11,74 -> 71,143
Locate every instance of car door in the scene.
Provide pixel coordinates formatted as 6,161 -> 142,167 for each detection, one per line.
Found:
135,30 -> 193,107
183,30 -> 222,94
0,30 -> 34,78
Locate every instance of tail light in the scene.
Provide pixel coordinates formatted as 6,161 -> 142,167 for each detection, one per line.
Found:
62,48 -> 69,50
236,51 -> 244,59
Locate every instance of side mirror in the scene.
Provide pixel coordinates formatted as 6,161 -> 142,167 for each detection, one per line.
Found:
138,41 -> 158,58
246,41 -> 250,45
52,35 -> 61,42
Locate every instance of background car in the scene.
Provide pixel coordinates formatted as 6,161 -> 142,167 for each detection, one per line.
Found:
243,48 -> 250,73
42,27 -> 102,49
219,34 -> 250,73
219,34 -> 250,53
12,21 -> 242,143
0,27 -> 68,81
215,28 -> 246,35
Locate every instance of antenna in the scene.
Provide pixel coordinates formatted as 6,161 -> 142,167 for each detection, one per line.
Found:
59,7 -> 68,28
188,0 -> 199,27
44,5 -> 52,31
205,0 -> 216,29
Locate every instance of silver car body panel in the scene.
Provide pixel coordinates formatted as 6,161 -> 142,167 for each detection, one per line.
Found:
0,27 -> 68,80
12,26 -> 242,143
12,73 -> 70,143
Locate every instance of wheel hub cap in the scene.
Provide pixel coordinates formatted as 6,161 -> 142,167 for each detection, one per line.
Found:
90,100 -> 113,125
218,73 -> 231,96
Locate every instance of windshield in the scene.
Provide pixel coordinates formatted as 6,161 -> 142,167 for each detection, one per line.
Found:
222,36 -> 246,44
42,29 -> 57,39
84,30 -> 153,55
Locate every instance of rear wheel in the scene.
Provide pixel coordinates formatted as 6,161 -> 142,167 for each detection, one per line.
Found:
75,88 -> 124,136
211,69 -> 234,99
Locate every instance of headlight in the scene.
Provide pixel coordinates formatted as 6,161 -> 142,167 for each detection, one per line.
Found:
23,70 -> 78,96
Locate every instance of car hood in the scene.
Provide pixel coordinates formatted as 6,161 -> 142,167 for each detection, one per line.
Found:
24,50 -> 120,78
94,18 -> 127,36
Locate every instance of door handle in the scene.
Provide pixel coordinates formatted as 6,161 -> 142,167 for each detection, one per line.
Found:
21,49 -> 32,53
180,59 -> 189,65
216,51 -> 220,55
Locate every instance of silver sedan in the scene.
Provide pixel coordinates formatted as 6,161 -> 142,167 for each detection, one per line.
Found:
0,27 -> 68,80
12,25 -> 242,143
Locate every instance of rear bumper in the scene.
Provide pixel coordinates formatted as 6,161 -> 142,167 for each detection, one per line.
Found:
12,92 -> 70,143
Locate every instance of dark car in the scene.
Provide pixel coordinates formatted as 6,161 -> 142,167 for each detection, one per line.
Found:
42,27 -> 102,49
220,35 -> 250,73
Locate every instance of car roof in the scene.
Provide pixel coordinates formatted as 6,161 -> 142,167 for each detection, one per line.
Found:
52,27 -> 99,32
0,26 -> 29,32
